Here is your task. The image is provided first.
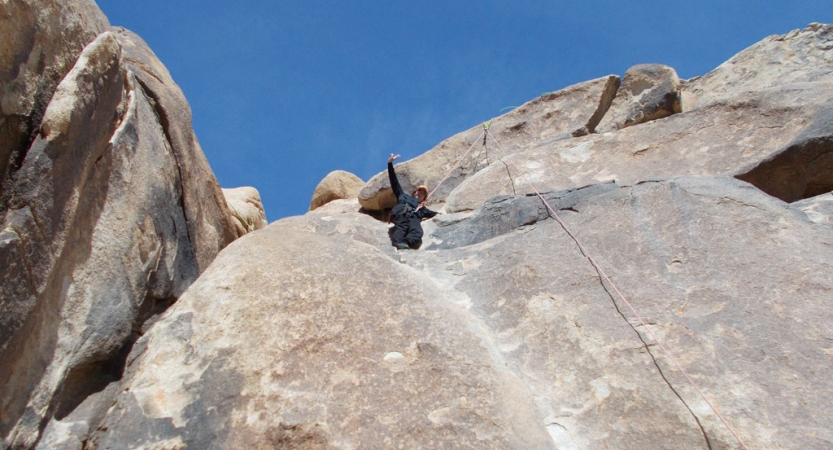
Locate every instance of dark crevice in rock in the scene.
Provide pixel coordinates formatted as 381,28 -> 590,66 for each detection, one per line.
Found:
359,206 -> 391,223
736,99 -> 833,202
500,159 -> 517,197
49,293 -> 176,436
0,71 -> 52,205
133,76 -> 194,246
735,136 -> 833,203
135,295 -> 177,335
52,333 -> 138,421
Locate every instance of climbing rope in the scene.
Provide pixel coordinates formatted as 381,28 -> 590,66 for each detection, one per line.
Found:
421,127 -> 487,204
411,119 -> 749,449
482,127 -> 750,450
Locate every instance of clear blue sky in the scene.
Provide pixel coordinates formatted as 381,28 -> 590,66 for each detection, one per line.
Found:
94,1 -> 832,221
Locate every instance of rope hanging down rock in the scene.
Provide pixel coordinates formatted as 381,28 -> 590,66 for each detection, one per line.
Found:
414,121 -> 750,450
483,127 -> 749,450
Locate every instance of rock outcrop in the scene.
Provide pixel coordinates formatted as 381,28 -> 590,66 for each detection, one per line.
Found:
4,3 -> 833,448
595,64 -> 682,133
89,22 -> 833,450
309,170 -> 365,211
686,22 -> 833,106
358,75 -> 620,211
92,175 -> 833,449
88,219 -> 556,449
0,6 -> 240,448
0,0 -> 109,197
360,24 -> 833,214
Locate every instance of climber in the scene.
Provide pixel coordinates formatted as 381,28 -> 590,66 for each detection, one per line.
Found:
387,153 -> 437,249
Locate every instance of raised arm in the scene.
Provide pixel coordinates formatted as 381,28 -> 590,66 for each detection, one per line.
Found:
387,154 -> 404,199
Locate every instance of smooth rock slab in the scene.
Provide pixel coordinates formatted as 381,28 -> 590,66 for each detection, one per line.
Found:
409,177 -> 833,449
687,23 -> 833,107
89,222 -> 555,450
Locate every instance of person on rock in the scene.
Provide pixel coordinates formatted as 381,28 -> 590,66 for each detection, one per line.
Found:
387,153 -> 437,250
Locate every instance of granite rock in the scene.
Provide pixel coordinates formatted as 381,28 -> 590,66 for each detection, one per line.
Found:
0,0 -> 109,195
595,64 -> 682,133
310,170 -> 365,211
224,186 -> 268,236
0,27 -> 237,449
358,75 -> 620,211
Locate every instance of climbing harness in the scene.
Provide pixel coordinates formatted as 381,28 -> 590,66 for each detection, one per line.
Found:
422,120 -> 750,450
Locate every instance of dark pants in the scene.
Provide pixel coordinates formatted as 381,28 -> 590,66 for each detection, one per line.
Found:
390,204 -> 423,248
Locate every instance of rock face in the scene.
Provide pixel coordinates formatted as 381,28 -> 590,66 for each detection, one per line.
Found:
0,7 -> 239,449
361,25 -> 833,214
595,64 -> 682,133
686,22 -> 833,106
309,170 -> 365,211
444,82 -> 830,212
88,218 -> 555,450
0,0 -> 109,197
87,23 -> 833,450
93,176 -> 833,449
4,5 -> 833,449
224,186 -> 268,236
358,75 -> 620,211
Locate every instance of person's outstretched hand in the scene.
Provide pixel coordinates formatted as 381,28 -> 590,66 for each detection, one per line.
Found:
388,153 -> 401,163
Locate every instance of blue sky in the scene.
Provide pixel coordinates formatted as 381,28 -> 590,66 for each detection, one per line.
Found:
94,1 -> 832,221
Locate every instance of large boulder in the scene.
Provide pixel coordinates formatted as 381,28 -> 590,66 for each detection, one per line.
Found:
88,219 -> 556,450
0,0 -> 109,197
0,25 -> 238,450
223,186 -> 268,236
309,169 -> 365,211
595,64 -> 682,133
358,75 -> 620,211
422,177 -> 833,449
90,176 -> 833,449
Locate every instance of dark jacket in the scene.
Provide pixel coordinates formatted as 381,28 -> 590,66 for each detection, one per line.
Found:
388,162 -> 437,220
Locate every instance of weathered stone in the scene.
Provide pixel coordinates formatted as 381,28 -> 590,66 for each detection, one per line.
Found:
430,182 -> 618,249
0,27 -> 237,448
6,13 -> 833,450
89,220 -> 556,450
358,75 -> 620,211
0,0 -> 109,196
687,23 -> 833,107
94,176 -> 833,449
309,169 -> 365,211
444,80 -> 832,212
794,191 -> 833,226
595,64 -> 682,133
223,186 -> 267,236
736,97 -> 833,202
114,27 -> 238,269
415,177 -> 833,449
36,382 -> 122,450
